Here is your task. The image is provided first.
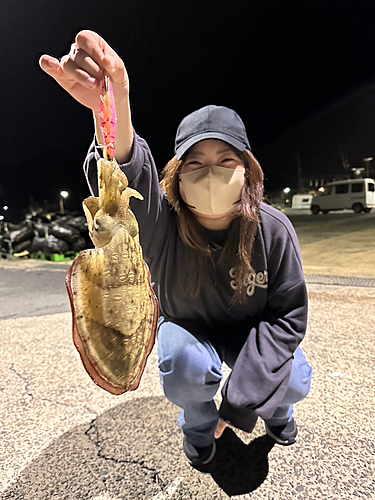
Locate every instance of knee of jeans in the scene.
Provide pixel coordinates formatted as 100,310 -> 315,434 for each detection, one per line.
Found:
290,363 -> 313,402
158,349 -> 222,403
159,347 -> 220,385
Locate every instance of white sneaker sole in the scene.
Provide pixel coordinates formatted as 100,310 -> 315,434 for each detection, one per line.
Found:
185,440 -> 217,466
201,440 -> 217,464
263,422 -> 298,446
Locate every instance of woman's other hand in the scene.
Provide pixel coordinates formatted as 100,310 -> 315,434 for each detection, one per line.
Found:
214,419 -> 229,439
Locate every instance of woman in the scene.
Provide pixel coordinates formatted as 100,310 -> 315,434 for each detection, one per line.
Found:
40,30 -> 312,468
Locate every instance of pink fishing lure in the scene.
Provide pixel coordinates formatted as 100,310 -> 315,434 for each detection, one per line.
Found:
99,75 -> 117,161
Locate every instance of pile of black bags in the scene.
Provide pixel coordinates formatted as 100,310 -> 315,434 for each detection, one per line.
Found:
0,212 -> 93,259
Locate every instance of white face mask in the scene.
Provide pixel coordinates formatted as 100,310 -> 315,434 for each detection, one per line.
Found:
179,165 -> 245,216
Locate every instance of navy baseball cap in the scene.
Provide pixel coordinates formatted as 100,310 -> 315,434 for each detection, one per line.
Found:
175,105 -> 251,160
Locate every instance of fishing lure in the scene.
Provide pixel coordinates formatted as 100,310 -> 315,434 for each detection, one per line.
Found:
99,74 -> 117,161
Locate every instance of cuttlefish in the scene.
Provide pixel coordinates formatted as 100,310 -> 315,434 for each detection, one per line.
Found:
66,157 -> 159,394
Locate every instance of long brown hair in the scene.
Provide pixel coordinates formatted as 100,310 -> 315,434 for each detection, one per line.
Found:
160,148 -> 264,302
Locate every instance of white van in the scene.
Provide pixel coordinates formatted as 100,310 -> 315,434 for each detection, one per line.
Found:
310,178 -> 375,214
292,193 -> 313,209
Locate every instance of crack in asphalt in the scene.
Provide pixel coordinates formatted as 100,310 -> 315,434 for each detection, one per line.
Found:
84,417 -> 166,490
7,365 -> 99,418
9,364 -> 33,404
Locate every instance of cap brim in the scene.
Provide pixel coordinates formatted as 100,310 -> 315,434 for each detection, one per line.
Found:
175,132 -> 248,160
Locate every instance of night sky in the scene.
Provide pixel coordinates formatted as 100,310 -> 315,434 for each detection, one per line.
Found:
2,0 -> 375,212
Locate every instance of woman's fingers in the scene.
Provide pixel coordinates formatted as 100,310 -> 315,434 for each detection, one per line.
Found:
75,31 -> 128,89
69,42 -> 102,79
214,419 -> 229,439
75,31 -> 106,65
39,53 -> 101,110
75,32 -> 118,78
40,53 -> 95,93
39,30 -> 129,110
61,44 -> 103,90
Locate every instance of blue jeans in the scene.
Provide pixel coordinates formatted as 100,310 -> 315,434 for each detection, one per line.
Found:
157,319 -> 312,447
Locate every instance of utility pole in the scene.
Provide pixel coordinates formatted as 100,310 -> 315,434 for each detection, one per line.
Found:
292,152 -> 303,191
338,136 -> 350,171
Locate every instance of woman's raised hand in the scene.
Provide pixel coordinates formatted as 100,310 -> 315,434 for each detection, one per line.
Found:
39,30 -> 129,112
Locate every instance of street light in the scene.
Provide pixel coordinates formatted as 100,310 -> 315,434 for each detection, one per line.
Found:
59,190 -> 69,215
283,187 -> 291,194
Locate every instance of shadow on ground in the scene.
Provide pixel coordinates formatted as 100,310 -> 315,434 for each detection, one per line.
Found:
202,427 -> 275,496
1,396 -> 274,499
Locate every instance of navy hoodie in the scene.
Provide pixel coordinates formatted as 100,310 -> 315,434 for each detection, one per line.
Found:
84,133 -> 308,432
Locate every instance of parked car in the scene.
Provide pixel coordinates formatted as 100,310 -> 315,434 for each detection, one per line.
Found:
310,178 -> 375,214
292,193 -> 313,209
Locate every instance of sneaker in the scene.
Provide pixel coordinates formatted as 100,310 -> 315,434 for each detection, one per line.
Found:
183,438 -> 216,467
264,418 -> 298,446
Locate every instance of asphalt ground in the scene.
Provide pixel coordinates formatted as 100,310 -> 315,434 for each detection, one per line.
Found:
287,209 -> 375,279
1,210 -> 374,499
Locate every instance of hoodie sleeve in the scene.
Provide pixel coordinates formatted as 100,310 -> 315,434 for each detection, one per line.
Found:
83,132 -> 173,263
219,207 -> 308,431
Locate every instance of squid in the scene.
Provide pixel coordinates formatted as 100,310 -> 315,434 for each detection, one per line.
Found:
66,76 -> 159,394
